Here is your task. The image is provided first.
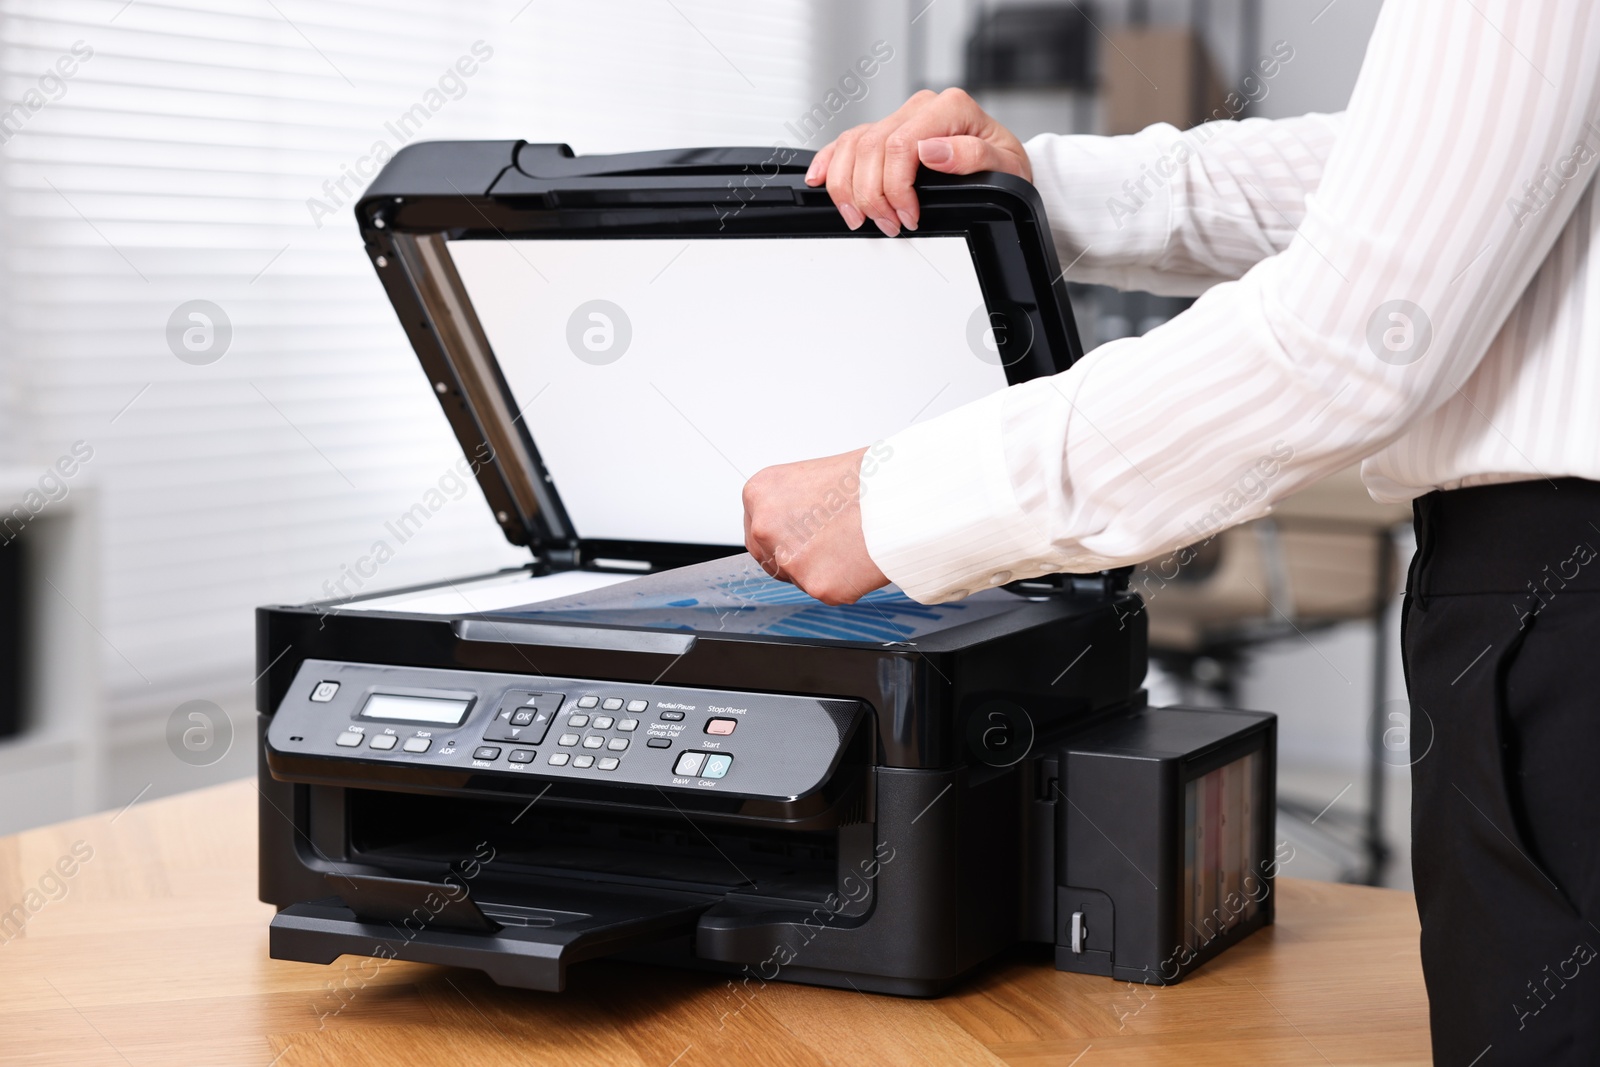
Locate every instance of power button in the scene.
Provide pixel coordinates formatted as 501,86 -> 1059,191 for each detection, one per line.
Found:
310,681 -> 340,703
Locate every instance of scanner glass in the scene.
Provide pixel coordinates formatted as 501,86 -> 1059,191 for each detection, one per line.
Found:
498,554 -> 1020,641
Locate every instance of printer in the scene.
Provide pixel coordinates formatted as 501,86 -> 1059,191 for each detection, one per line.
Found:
256,141 -> 1277,996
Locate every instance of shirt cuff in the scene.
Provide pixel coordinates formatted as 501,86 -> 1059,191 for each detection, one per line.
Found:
860,389 -> 1057,604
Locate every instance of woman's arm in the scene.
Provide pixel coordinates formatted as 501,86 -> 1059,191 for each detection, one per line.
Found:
748,0 -> 1600,605
1024,111 -> 1344,295
806,85 -> 1341,293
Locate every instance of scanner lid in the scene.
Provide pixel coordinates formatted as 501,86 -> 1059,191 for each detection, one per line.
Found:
355,140 -> 1084,572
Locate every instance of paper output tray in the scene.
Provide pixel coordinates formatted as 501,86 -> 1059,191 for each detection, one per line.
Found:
269,873 -> 717,992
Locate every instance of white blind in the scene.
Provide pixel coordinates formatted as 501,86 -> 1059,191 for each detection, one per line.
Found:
0,0 -> 819,727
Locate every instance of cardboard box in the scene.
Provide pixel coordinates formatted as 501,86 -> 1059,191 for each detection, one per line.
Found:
1101,26 -> 1226,134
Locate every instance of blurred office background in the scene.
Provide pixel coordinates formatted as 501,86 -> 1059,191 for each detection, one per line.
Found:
0,0 -> 1411,886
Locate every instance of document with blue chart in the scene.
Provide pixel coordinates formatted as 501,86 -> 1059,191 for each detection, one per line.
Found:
498,554 -> 1017,643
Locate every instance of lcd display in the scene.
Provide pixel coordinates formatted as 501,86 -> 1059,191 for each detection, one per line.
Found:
446,236 -> 1007,548
359,693 -> 472,725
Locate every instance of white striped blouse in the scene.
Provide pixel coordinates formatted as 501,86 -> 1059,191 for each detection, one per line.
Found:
860,0 -> 1600,604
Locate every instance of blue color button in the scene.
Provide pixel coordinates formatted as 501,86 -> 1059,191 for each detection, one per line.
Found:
701,754 -> 733,780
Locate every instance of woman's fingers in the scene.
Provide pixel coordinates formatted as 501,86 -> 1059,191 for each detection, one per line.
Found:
824,127 -> 865,230
803,141 -> 834,186
808,88 -> 1030,233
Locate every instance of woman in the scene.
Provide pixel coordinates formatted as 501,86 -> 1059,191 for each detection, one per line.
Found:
742,2 -> 1600,1062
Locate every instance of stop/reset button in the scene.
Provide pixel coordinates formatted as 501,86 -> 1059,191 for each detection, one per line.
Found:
705,718 -> 736,735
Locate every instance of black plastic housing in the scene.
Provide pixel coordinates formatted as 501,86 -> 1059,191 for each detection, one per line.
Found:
256,580 -> 1147,773
256,141 -> 1276,998
1053,707 -> 1278,984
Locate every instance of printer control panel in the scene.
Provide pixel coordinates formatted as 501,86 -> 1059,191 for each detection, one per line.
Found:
265,659 -> 863,801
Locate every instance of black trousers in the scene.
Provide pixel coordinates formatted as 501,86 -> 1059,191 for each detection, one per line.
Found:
1404,478 -> 1600,1065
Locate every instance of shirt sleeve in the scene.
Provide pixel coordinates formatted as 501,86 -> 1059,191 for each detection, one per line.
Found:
862,0 -> 1600,603
1023,110 -> 1345,295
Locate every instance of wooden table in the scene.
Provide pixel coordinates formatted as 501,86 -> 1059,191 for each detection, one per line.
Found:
0,780 -> 1432,1066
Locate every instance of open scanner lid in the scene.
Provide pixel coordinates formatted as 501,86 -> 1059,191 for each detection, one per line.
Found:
355,141 -> 1085,572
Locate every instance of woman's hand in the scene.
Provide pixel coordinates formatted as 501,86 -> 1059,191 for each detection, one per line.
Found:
805,87 -> 1033,237
742,448 -> 889,605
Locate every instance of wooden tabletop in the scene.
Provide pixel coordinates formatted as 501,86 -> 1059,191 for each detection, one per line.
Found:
0,780 -> 1432,1066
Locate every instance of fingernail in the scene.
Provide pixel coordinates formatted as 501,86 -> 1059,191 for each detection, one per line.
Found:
918,138 -> 952,166
873,216 -> 900,238
804,157 -> 821,184
897,209 -> 917,232
839,203 -> 865,230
